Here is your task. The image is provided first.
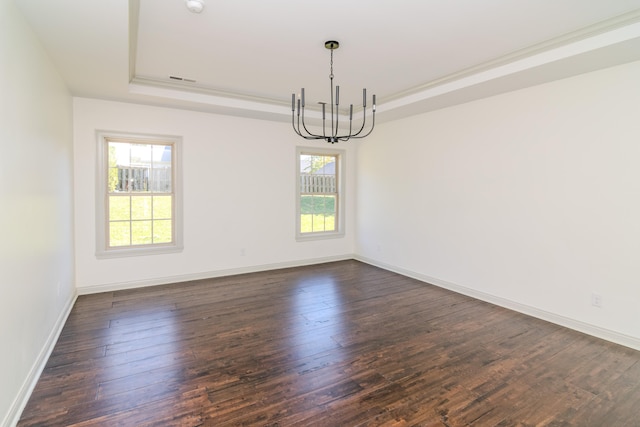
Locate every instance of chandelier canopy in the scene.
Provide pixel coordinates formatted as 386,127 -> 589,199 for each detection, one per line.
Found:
291,41 -> 376,144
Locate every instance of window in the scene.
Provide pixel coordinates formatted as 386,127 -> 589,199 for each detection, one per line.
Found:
296,148 -> 344,239
96,132 -> 182,257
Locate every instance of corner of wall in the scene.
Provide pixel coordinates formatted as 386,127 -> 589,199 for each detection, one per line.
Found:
3,292 -> 77,427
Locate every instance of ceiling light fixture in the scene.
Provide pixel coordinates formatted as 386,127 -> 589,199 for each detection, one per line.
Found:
185,0 -> 204,13
292,41 -> 376,144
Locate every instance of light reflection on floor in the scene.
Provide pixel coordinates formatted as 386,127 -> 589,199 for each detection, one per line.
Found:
288,274 -> 347,364
97,306 -> 182,399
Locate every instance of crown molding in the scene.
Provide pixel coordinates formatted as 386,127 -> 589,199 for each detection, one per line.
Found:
127,8 -> 640,121
385,9 -> 640,104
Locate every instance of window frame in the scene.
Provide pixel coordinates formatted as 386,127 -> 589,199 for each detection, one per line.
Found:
296,146 -> 345,241
96,131 -> 183,258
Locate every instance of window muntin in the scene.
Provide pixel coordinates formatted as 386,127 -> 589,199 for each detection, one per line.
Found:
297,149 -> 344,239
97,133 -> 182,257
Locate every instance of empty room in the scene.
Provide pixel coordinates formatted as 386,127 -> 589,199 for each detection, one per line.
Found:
3,0 -> 640,425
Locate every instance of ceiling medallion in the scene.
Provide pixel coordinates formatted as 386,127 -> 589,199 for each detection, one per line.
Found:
291,41 -> 376,144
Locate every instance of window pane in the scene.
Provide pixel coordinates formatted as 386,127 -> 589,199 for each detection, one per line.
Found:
300,154 -> 312,173
301,198 -> 337,233
312,215 -> 326,232
322,196 -> 336,216
153,220 -> 172,243
323,213 -> 336,232
153,195 -> 172,219
301,215 -> 313,233
301,195 -> 336,216
130,144 -> 152,166
131,196 -> 152,220
108,167 -> 119,192
110,142 -> 131,167
300,195 -> 313,214
131,220 -> 152,245
109,196 -> 130,221
152,145 -> 172,192
109,222 -> 130,247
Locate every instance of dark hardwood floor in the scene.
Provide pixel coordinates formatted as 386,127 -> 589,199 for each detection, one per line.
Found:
18,260 -> 640,426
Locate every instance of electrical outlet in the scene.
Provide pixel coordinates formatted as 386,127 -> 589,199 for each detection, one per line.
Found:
591,292 -> 603,308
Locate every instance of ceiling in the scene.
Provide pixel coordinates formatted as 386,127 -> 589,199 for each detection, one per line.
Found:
14,0 -> 640,124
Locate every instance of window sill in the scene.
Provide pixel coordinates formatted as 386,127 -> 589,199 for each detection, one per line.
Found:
296,231 -> 345,242
96,244 -> 183,259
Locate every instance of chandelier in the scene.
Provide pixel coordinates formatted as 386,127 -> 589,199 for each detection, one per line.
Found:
291,41 -> 376,144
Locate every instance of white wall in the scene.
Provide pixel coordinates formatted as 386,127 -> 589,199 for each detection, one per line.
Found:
357,60 -> 640,349
0,0 -> 75,425
73,98 -> 357,292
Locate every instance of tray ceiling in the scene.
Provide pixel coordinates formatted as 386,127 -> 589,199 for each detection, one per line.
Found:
15,0 -> 640,123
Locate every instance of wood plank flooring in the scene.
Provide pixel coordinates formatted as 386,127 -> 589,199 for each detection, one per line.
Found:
18,260 -> 640,426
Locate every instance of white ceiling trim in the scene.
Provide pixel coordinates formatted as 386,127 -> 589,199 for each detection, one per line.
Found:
126,5 -> 640,123
382,19 -> 640,114
386,9 -> 640,102
129,80 -> 291,117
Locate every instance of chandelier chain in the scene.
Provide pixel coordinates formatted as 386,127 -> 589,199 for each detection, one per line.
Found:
330,49 -> 334,80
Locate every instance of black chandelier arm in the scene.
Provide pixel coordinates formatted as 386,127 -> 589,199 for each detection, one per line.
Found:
301,105 -> 325,139
351,106 -> 369,137
300,92 -> 322,138
292,90 -> 326,140
292,116 -> 313,139
291,96 -> 307,138
341,107 -> 354,142
295,118 -> 323,140
347,109 -> 376,139
344,93 -> 376,139
330,104 -> 376,141
292,105 -> 314,140
292,105 -> 309,139
292,102 -> 328,140
349,89 -> 369,137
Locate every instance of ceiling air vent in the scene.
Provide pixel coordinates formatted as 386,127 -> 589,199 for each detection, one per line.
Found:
169,76 -> 196,83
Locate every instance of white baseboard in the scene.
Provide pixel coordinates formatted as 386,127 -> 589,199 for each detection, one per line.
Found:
80,253 -> 640,351
77,254 -> 355,295
355,255 -> 640,352
3,291 -> 78,427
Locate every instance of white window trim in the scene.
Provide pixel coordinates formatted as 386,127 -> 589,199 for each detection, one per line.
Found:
296,146 -> 345,241
96,131 -> 184,258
